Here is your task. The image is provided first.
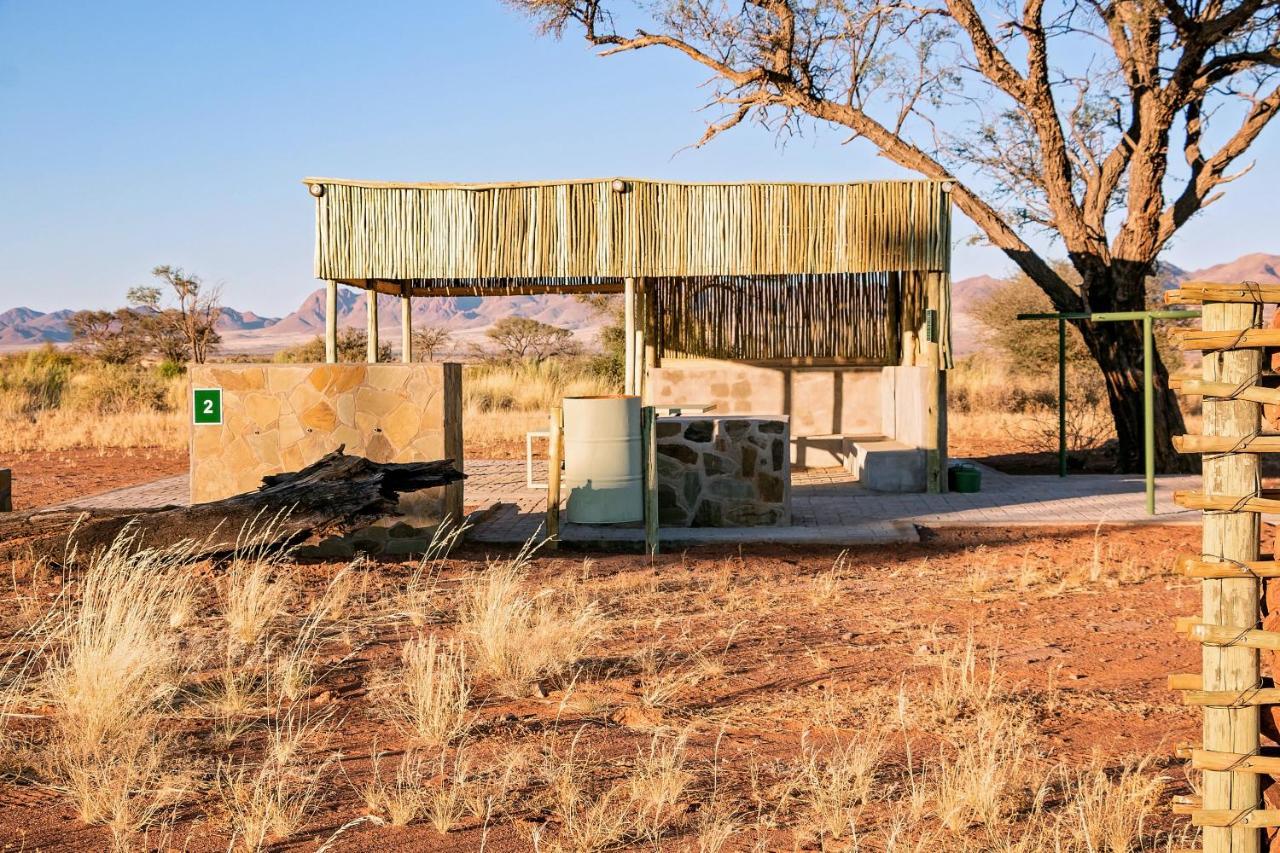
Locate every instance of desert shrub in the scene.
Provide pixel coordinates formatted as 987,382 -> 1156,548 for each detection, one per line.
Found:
463,358 -> 616,413
274,329 -> 391,364
0,346 -> 74,416
62,363 -> 174,415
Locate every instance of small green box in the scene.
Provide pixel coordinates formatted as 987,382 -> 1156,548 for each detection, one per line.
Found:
192,387 -> 222,425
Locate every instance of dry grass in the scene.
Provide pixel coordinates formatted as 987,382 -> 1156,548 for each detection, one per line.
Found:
382,634 -> 471,747
459,542 -> 602,697
0,527 -> 1194,850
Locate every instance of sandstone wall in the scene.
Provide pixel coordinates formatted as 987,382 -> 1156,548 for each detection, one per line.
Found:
647,362 -> 883,438
655,416 -> 790,527
189,363 -> 462,555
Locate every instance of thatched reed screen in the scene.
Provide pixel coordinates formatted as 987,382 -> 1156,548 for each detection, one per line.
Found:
306,177 -> 950,284
653,273 -> 904,365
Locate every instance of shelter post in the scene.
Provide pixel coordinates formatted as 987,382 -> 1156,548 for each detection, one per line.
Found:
401,284 -> 413,364
624,277 -> 636,395
1058,317 -> 1067,477
325,281 -> 338,364
366,289 -> 379,364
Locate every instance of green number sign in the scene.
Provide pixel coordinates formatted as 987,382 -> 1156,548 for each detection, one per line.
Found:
193,388 -> 222,425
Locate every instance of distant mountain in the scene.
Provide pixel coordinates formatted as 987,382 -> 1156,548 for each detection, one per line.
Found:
4,252 -> 1277,354
1186,252 -> 1280,284
216,307 -> 280,331
270,288 -> 601,338
0,307 -> 75,347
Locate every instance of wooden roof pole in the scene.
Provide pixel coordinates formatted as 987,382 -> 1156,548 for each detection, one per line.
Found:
366,286 -> 379,364
401,283 -> 413,364
325,281 -> 338,364
624,277 -> 636,395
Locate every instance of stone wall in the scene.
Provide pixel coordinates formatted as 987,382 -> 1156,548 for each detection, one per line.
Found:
648,362 -> 884,438
189,363 -> 462,556
655,416 -> 790,527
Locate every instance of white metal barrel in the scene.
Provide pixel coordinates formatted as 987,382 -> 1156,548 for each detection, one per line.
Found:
563,395 -> 643,524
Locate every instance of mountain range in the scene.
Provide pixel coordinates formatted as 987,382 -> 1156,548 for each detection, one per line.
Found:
4,252 -> 1278,354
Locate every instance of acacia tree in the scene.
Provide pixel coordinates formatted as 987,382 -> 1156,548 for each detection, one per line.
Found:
510,0 -> 1279,472
130,265 -> 222,364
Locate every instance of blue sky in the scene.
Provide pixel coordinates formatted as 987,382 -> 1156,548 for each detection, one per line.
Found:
1,1 -> 1276,316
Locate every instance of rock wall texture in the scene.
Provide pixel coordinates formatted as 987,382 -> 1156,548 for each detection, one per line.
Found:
188,363 -> 462,555
655,416 -> 790,527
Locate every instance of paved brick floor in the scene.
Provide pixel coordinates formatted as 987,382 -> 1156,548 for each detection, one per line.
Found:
56,459 -> 1204,548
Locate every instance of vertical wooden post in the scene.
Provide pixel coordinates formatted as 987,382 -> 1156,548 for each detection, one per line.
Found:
442,362 -> 463,523
401,285 -> 413,364
643,280 -> 657,373
366,288 -> 379,364
0,469 -> 11,513
624,277 -> 636,395
1201,299 -> 1262,853
642,405 -> 659,556
324,281 -> 338,364
546,407 -> 563,548
634,286 -> 646,401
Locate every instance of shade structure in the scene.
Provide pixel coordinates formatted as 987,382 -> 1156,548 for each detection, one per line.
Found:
305,175 -> 953,367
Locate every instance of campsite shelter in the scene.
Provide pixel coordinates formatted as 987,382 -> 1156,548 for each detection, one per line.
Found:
304,176 -> 953,493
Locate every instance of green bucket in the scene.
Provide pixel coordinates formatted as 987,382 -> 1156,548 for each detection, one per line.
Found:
949,463 -> 981,493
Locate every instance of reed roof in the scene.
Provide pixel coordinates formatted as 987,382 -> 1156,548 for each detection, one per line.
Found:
305,177 -> 951,293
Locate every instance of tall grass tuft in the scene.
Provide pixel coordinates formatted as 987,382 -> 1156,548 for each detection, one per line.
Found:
459,539 -> 602,697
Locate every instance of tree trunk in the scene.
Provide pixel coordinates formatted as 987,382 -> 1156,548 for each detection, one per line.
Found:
1075,308 -> 1196,474
0,449 -> 465,564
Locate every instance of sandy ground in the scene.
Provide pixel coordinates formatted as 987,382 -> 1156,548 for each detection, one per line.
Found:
0,448 -> 188,511
0,450 -> 1213,851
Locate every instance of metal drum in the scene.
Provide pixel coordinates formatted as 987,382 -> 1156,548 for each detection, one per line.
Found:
563,395 -> 643,524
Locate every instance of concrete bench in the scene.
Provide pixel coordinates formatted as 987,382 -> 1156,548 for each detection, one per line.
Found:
844,438 -> 927,492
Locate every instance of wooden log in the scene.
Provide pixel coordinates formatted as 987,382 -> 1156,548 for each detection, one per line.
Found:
1173,328 -> 1280,351
1171,673 -> 1205,690
1182,689 -> 1280,707
1174,380 -> 1280,405
1167,282 -> 1280,305
546,407 -> 563,548
0,449 -> 465,564
0,468 -> 10,513
1186,623 -> 1280,652
1193,810 -> 1280,828
1175,434 -> 1280,454
1178,747 -> 1280,775
1199,298 -> 1263,853
1175,491 -> 1280,513
1173,794 -> 1203,814
1176,555 -> 1280,579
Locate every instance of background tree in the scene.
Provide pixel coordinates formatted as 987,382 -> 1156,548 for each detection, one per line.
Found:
67,309 -> 148,364
140,266 -> 222,364
484,317 -> 580,361
510,0 -> 1280,473
411,325 -> 454,362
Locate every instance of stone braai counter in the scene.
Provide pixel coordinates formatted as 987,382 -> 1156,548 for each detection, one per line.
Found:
655,416 -> 791,527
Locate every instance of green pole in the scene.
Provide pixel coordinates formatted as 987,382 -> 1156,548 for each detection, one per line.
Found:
1143,314 -> 1155,515
1058,317 -> 1067,478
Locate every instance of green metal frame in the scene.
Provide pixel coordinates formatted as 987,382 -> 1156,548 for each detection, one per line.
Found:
1015,309 -> 1200,514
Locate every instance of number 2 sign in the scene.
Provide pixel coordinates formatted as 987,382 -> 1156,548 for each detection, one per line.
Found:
192,388 -> 223,425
